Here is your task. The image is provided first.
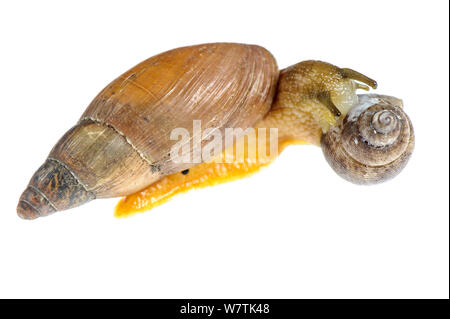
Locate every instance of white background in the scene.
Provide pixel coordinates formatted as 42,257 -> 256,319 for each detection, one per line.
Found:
0,0 -> 448,299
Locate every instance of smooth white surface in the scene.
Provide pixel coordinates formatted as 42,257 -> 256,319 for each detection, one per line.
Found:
0,0 -> 448,299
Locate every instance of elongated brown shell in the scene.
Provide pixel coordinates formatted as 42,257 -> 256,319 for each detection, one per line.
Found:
17,43 -> 278,219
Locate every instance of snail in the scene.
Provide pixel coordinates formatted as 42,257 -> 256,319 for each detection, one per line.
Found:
17,43 -> 415,219
321,94 -> 414,184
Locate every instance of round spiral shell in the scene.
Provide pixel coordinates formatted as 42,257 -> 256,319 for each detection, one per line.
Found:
321,94 -> 415,184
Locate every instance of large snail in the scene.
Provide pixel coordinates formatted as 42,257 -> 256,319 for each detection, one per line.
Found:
17,43 -> 414,219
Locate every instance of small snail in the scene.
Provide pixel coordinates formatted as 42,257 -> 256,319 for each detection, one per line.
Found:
17,43 -> 415,219
321,94 -> 415,184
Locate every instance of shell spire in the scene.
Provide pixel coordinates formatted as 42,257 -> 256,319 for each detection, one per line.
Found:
17,159 -> 95,219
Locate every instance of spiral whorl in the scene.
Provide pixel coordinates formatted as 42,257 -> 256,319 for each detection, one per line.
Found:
321,94 -> 414,184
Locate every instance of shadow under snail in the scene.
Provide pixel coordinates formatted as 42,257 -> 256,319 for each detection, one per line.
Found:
17,43 -> 415,219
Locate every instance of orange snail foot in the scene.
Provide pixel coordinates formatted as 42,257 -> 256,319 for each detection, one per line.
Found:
114,139 -> 307,218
